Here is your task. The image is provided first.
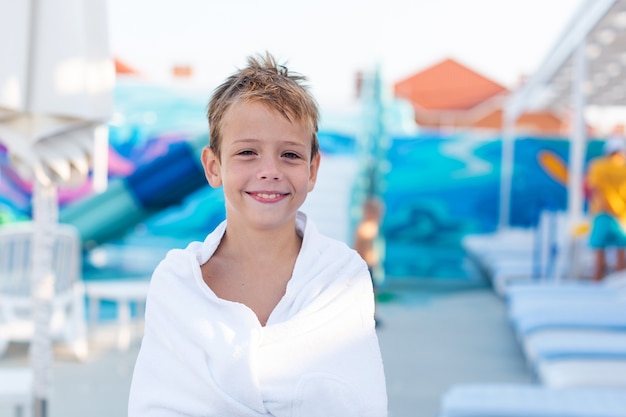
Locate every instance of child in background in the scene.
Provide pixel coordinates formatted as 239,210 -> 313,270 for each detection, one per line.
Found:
354,196 -> 385,326
355,197 -> 384,282
128,52 -> 388,416
586,136 -> 626,281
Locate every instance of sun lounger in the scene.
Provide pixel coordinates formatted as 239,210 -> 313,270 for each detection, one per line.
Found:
438,383 -> 626,417
504,271 -> 626,300
466,209 -> 611,298
523,330 -> 626,363
508,297 -> 626,323
506,285 -> 626,390
513,303 -> 626,335
503,274 -> 626,336
504,278 -> 626,333
537,359 -> 626,388
462,228 -> 534,260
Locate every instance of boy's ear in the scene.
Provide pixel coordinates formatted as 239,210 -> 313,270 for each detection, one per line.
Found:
201,146 -> 222,188
308,152 -> 321,192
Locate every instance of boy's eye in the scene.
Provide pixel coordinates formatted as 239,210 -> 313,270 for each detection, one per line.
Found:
283,152 -> 300,159
238,150 -> 256,156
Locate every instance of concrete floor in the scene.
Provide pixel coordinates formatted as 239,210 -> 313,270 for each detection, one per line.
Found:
375,282 -> 534,417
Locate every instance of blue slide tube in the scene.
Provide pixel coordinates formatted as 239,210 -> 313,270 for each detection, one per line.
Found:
60,135 -> 208,249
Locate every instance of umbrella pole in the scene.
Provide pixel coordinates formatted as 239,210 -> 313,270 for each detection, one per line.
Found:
30,179 -> 58,417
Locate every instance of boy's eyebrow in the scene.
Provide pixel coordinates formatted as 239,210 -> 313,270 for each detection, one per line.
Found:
281,141 -> 308,148
231,138 -> 259,145
231,138 -> 308,148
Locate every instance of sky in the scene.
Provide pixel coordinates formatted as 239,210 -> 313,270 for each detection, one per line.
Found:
107,0 -> 585,108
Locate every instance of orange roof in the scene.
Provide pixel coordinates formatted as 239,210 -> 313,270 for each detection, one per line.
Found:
172,65 -> 193,78
394,58 -> 508,111
114,58 -> 141,75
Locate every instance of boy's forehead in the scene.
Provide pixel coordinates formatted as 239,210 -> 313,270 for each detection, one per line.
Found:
223,100 -> 313,132
226,99 -> 282,116
222,101 -> 310,139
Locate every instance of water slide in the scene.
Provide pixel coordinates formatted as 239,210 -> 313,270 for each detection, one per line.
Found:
60,135 -> 208,249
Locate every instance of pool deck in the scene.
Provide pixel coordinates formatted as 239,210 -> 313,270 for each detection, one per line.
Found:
0,280 -> 535,417
377,280 -> 534,416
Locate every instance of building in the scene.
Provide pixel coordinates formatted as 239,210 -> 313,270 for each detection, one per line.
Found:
394,58 -> 566,135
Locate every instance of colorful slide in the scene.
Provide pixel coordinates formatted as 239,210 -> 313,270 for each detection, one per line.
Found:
60,135 -> 208,249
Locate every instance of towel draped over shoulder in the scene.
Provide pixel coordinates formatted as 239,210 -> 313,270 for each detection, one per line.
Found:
128,212 -> 388,417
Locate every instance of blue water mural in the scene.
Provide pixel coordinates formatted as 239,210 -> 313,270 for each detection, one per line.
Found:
380,133 -> 604,279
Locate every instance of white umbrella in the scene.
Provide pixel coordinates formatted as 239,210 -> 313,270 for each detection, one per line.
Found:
0,0 -> 114,415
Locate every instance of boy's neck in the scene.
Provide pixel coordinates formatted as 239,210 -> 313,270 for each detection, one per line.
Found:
220,219 -> 302,261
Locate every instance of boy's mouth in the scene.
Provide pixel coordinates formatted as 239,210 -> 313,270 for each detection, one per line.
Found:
256,192 -> 281,199
248,191 -> 288,201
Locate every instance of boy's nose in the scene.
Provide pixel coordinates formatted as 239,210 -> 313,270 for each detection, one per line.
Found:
257,156 -> 281,180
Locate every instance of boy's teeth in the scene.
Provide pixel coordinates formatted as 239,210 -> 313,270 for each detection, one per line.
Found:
259,193 -> 279,199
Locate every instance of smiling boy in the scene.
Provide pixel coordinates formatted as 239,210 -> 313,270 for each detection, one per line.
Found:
128,52 -> 387,416
200,100 -> 317,326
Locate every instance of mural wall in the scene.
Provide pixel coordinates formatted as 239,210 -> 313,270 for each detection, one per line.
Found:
0,81 -> 608,281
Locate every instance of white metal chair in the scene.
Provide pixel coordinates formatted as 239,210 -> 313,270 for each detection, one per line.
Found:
0,368 -> 33,417
0,221 -> 87,360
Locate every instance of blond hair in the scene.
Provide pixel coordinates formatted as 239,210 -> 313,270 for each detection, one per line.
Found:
207,52 -> 319,161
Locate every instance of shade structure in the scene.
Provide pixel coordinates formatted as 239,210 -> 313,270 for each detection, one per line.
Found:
499,0 -> 626,230
0,1 -> 114,416
0,0 -> 114,187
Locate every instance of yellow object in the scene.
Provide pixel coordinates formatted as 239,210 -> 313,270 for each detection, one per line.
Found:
538,150 -> 568,185
572,221 -> 590,237
586,154 -> 626,220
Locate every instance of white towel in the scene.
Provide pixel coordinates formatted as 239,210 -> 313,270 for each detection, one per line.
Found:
128,212 -> 388,417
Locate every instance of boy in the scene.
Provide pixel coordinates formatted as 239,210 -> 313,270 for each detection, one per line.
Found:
128,53 -> 388,416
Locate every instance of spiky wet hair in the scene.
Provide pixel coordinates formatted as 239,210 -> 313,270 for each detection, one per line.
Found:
206,52 -> 320,161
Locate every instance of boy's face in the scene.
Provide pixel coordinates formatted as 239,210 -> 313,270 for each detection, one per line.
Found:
202,100 -> 320,231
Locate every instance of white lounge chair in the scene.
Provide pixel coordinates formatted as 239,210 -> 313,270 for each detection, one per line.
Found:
513,303 -> 626,336
504,270 -> 626,301
0,222 -> 87,359
508,297 -> 626,325
438,383 -> 626,417
463,210 -> 583,296
537,359 -> 626,389
524,330 -> 626,363
503,276 -> 626,333
522,330 -> 626,388
504,273 -> 626,335
503,273 -> 626,389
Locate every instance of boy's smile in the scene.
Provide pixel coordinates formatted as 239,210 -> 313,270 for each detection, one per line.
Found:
248,192 -> 288,203
202,100 -> 320,231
